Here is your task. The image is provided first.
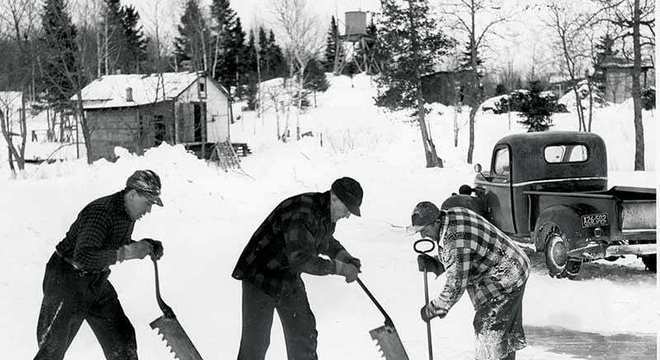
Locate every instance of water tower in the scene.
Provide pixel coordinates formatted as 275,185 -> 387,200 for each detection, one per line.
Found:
333,10 -> 381,75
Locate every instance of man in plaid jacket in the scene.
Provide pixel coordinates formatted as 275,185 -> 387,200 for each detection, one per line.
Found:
34,170 -> 165,360
232,177 -> 363,360
412,201 -> 530,360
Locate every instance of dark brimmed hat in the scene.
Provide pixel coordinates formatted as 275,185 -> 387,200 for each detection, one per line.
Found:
126,170 -> 163,206
331,177 -> 363,216
410,201 -> 440,232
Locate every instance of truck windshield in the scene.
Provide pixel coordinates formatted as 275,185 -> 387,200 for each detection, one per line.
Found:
544,144 -> 588,163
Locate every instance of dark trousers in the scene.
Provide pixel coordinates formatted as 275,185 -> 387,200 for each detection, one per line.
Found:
473,283 -> 526,360
238,280 -> 318,360
34,253 -> 137,360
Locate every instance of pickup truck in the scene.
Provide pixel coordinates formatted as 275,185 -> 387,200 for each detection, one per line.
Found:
443,131 -> 656,278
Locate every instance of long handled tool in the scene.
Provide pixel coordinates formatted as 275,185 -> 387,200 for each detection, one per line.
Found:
356,277 -> 409,360
150,258 -> 204,360
414,238 -> 437,360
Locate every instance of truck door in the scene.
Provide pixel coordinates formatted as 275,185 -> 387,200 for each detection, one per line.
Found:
486,145 -> 516,233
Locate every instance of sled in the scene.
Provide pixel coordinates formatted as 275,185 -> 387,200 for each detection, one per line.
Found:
150,258 -> 204,360
356,278 -> 410,360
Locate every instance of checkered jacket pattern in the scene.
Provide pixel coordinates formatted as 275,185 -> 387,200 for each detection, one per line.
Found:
431,207 -> 530,312
232,191 -> 346,298
55,191 -> 135,271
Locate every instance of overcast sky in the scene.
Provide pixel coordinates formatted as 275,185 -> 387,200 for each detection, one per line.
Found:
122,0 -> 558,76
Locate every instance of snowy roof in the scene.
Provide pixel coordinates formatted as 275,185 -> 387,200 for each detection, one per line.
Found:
75,72 -> 209,109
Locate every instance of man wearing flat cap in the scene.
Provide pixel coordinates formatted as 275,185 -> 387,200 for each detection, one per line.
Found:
233,177 -> 364,360
411,201 -> 529,360
34,170 -> 165,360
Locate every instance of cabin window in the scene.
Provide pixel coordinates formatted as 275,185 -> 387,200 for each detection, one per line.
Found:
493,147 -> 510,175
544,144 -> 588,163
199,82 -> 205,92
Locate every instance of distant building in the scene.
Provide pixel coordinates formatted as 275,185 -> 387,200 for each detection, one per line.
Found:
74,71 -> 232,161
421,70 -> 479,106
601,57 -> 655,103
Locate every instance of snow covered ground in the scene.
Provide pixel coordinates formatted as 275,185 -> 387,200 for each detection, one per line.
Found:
0,74 -> 656,359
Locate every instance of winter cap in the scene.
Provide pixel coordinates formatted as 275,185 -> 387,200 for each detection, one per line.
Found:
410,201 -> 440,233
126,170 -> 163,206
331,177 -> 363,216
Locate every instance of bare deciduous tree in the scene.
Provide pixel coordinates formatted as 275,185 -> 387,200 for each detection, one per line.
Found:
272,0 -> 324,141
439,0 -> 512,163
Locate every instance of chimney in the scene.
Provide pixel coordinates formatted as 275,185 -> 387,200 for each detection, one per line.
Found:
126,87 -> 133,102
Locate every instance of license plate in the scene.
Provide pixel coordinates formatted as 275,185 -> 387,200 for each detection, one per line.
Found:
582,213 -> 608,228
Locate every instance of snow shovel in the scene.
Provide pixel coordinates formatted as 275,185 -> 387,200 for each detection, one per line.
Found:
150,258 -> 204,360
356,277 -> 410,360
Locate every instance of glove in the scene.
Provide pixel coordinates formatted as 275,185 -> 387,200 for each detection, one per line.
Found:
417,254 -> 444,276
420,302 -> 448,322
117,241 -> 152,261
335,260 -> 360,283
336,250 -> 362,270
141,238 -> 164,260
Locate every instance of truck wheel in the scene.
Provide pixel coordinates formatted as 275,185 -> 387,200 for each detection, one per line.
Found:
641,255 -> 656,272
538,222 -> 580,278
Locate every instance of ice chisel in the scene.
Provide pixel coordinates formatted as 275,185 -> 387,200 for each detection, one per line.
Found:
356,277 -> 410,360
150,258 -> 204,360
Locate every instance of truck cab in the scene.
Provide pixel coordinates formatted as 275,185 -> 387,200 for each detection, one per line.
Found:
450,131 -> 656,278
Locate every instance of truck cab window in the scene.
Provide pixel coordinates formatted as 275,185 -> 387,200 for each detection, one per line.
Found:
493,148 -> 510,175
545,144 -> 588,163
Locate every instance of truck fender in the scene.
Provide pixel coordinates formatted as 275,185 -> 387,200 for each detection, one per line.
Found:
532,205 -> 582,252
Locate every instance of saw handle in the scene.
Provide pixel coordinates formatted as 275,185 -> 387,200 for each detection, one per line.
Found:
152,258 -> 176,319
356,277 -> 394,328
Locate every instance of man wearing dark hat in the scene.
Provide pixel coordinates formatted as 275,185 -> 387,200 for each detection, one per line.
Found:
34,170 -> 165,360
411,201 -> 530,360
232,177 -> 364,360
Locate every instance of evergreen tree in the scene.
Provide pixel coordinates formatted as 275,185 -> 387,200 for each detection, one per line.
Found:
267,30 -> 286,79
244,30 -> 259,105
121,5 -> 148,73
375,0 -> 453,167
304,57 -> 330,92
210,0 -> 238,83
592,33 -> 617,92
40,0 -> 79,108
101,0 -> 126,74
518,81 -> 553,132
323,16 -> 342,72
227,17 -> 246,94
457,41 -> 483,71
173,0 -> 211,72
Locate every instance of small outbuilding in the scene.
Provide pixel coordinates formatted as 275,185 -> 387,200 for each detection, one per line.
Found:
75,71 -> 232,161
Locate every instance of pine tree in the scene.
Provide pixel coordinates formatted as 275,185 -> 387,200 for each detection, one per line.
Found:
101,0 -> 126,74
375,0 -> 453,167
323,16 -> 342,72
228,17 -> 246,94
210,0 -> 237,82
592,33 -> 617,92
304,57 -> 330,92
518,81 -> 553,132
173,0 -> 211,72
267,30 -> 286,79
244,30 -> 259,106
121,5 -> 148,73
40,0 -> 79,108
457,41 -> 483,71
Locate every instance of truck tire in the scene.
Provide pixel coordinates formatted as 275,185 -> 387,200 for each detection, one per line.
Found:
536,221 -> 581,278
641,255 -> 656,272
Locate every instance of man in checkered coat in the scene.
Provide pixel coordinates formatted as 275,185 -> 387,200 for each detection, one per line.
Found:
412,201 -> 530,360
34,170 -> 165,360
232,177 -> 363,360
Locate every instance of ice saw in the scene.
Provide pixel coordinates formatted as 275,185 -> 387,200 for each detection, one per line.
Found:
356,277 -> 410,360
150,258 -> 204,360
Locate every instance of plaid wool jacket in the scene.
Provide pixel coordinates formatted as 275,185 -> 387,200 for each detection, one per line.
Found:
431,207 -> 530,312
232,191 -> 346,298
55,190 -> 135,271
